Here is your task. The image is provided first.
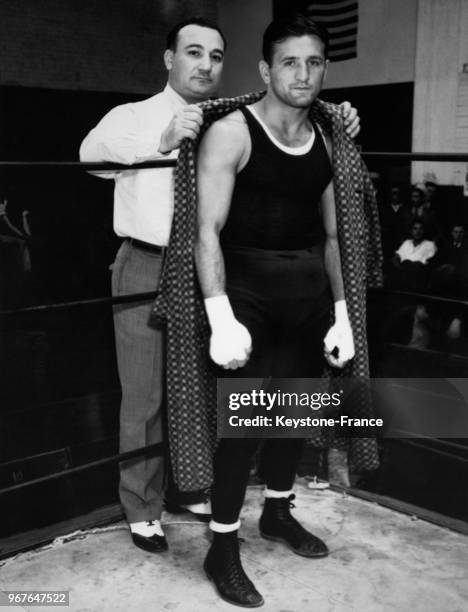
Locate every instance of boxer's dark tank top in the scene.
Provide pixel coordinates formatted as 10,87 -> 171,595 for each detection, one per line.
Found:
220,105 -> 333,250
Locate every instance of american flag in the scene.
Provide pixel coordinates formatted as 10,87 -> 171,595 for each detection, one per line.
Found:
273,0 -> 359,62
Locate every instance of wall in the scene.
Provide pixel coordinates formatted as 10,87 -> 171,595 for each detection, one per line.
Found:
412,0 -> 468,186
218,0 -> 418,95
218,0 -> 272,96
0,0 -> 416,96
324,83 -> 414,186
0,0 -> 217,94
2,0 -> 465,184
324,0 -> 417,89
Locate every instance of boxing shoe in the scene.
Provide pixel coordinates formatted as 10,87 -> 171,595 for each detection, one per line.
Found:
164,499 -> 212,522
259,494 -> 328,558
130,520 -> 168,553
204,531 -> 264,608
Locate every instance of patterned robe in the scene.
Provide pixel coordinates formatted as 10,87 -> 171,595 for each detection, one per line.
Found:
153,92 -> 383,492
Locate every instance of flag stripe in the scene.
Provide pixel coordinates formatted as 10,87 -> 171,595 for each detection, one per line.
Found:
326,23 -> 358,34
329,34 -> 357,46
330,50 -> 357,61
329,39 -> 358,52
308,3 -> 358,17
309,13 -> 357,26
307,12 -> 357,25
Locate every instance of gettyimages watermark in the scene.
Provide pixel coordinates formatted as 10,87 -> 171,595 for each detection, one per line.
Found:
216,378 -> 468,439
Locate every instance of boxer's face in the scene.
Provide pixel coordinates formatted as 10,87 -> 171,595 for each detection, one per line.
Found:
164,24 -> 224,102
260,35 -> 328,109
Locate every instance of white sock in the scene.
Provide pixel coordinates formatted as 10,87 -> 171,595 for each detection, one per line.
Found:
209,519 -> 241,533
180,500 -> 212,514
130,520 -> 164,537
263,488 -> 294,499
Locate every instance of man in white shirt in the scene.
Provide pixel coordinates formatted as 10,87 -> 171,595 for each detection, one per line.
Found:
79,17 -> 361,554
394,220 -> 437,266
391,220 -> 436,298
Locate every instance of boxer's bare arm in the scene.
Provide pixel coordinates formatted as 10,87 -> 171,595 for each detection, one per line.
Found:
195,111 -> 248,298
320,135 -> 355,367
320,177 -> 345,303
319,134 -> 345,302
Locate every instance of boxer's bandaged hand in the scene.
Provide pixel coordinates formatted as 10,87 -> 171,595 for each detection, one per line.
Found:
204,295 -> 252,368
210,323 -> 252,368
323,300 -> 355,368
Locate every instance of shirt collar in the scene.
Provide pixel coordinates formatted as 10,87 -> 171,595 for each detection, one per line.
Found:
164,83 -> 188,110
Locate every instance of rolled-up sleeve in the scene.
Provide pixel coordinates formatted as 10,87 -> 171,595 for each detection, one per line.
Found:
79,104 -> 169,167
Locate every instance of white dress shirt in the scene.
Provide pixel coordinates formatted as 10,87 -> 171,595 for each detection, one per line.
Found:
396,239 -> 436,264
79,84 -> 186,246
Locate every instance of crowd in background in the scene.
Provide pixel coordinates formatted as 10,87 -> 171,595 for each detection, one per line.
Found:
376,178 -> 468,353
1,175 -> 468,360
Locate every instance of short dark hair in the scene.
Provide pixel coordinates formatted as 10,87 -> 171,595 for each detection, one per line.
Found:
262,12 -> 329,65
411,186 -> 425,199
166,17 -> 226,52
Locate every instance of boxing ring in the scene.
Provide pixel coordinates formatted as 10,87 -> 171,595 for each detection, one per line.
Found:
1,151 -> 468,561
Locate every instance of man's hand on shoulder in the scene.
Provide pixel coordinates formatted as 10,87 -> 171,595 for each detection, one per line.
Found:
159,105 -> 204,153
339,101 -> 360,139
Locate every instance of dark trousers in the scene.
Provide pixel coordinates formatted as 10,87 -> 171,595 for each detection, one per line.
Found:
211,246 -> 331,524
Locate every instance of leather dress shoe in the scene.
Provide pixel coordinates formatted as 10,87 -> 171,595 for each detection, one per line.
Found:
131,532 -> 168,553
259,494 -> 328,558
165,500 -> 211,523
204,531 -> 264,608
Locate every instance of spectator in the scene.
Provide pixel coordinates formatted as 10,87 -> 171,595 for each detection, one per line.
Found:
425,180 -> 438,206
379,184 -> 412,264
436,224 -> 467,268
394,220 -> 436,268
409,185 -> 425,216
432,224 -> 467,294
392,221 -> 437,349
389,219 -> 436,295
410,183 -> 440,240
431,224 -> 468,350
